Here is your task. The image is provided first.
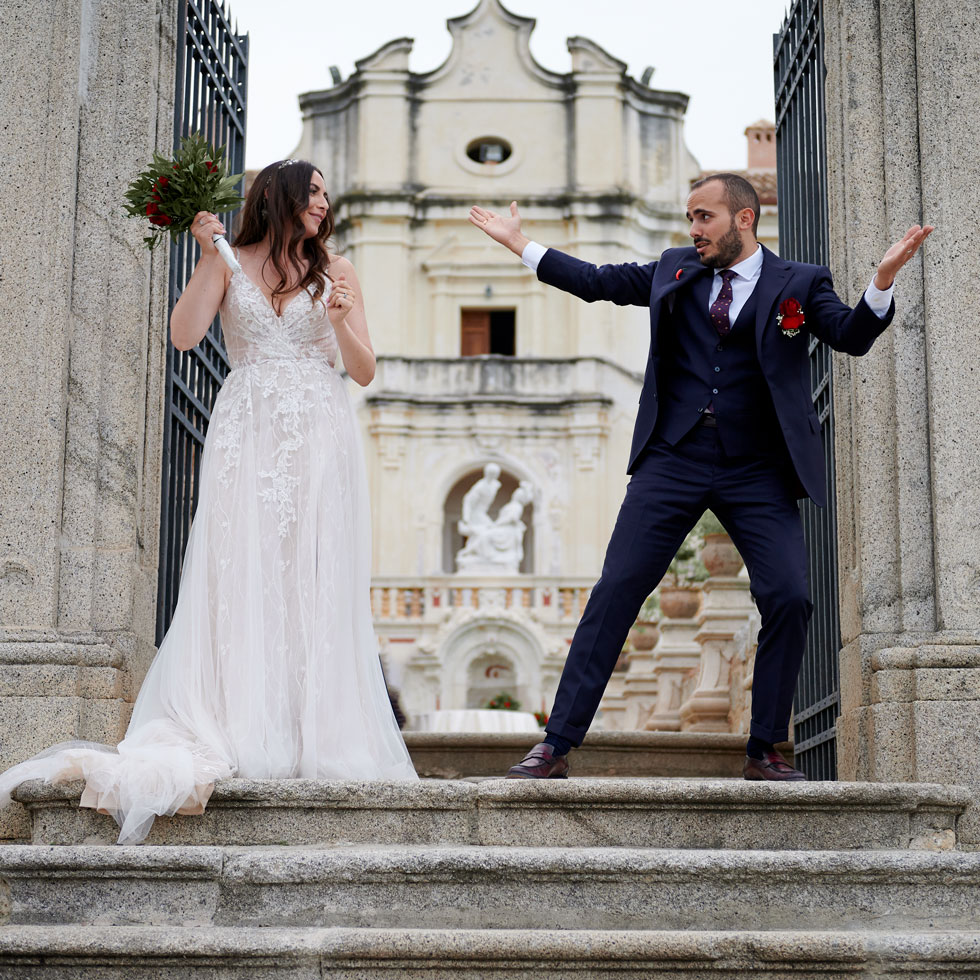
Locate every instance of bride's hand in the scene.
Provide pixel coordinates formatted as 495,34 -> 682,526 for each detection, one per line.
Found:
328,274 -> 355,326
191,211 -> 225,255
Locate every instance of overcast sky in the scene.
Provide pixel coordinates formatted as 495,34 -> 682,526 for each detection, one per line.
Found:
227,0 -> 791,174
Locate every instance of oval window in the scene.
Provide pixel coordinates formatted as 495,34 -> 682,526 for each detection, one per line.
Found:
466,137 -> 512,165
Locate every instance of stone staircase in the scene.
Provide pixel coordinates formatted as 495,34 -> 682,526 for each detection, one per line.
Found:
1,776 -> 978,977
403,730 -> 764,778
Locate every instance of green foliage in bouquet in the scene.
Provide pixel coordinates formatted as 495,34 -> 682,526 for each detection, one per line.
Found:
486,692 -> 520,711
123,133 -> 244,249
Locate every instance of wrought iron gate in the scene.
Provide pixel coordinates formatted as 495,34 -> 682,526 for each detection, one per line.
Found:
774,0 -> 839,779
156,0 -> 248,643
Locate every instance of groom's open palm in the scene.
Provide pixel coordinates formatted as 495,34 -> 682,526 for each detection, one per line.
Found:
468,202 -> 528,254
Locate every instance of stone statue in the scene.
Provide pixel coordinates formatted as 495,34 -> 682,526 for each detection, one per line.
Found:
457,477 -> 533,574
458,463 -> 501,539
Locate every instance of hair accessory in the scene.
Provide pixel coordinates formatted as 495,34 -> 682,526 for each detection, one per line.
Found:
278,159 -> 298,170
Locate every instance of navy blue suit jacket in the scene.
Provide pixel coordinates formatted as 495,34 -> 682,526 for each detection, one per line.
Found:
537,244 -> 895,507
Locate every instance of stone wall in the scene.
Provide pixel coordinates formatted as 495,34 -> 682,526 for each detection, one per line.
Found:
0,0 -> 177,838
825,0 -> 980,845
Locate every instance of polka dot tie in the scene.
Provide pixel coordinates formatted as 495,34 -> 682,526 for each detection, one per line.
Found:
709,269 -> 737,337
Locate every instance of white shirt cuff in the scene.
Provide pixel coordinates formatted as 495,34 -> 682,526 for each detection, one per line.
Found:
521,241 -> 547,272
863,277 -> 894,318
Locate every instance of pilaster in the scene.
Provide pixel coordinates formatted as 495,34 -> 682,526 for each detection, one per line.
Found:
826,0 -> 980,844
0,0 -> 176,837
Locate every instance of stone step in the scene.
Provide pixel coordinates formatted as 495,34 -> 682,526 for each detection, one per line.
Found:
3,844 -> 980,932
403,730 -> 774,778
1,925 -> 979,977
15,777 -> 970,850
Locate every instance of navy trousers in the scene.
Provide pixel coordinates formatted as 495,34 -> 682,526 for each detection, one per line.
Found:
547,423 -> 813,746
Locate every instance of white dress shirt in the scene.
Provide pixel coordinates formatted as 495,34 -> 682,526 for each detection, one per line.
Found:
520,240 -> 894,322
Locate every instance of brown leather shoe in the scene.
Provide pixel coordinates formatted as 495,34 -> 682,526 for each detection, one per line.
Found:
743,749 -> 807,781
506,741 -> 570,779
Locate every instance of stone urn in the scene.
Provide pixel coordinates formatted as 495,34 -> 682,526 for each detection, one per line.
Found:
700,532 -> 743,577
658,584 -> 701,620
628,621 -> 661,651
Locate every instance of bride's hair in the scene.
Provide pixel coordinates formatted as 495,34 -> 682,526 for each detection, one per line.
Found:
234,159 -> 335,306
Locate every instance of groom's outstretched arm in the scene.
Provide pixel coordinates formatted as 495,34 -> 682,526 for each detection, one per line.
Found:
468,202 -> 654,307
804,223 -> 935,355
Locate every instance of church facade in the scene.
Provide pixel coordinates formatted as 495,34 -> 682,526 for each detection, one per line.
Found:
294,0 -> 703,725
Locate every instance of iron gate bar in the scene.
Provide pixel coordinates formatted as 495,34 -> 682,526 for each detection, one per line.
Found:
774,0 -> 840,780
792,690 -> 840,724
156,0 -> 247,644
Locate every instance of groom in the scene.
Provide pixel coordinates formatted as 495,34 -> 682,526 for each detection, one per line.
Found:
469,174 -> 932,780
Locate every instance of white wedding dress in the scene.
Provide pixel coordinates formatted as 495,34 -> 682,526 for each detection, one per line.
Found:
0,265 -> 417,843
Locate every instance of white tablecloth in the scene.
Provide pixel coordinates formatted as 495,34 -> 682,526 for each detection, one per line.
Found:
412,709 -> 541,733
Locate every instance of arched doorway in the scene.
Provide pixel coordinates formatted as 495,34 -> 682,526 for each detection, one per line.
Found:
440,616 -> 544,714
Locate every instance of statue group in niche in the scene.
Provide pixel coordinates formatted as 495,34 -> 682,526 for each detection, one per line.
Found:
456,463 -> 533,574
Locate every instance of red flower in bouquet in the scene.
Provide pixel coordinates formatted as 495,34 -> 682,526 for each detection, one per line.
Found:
123,132 -> 243,250
777,297 -> 805,337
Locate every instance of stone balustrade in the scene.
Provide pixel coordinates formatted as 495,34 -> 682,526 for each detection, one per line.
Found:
598,534 -> 762,737
371,576 -> 593,626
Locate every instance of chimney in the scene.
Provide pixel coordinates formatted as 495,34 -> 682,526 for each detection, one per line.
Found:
745,120 -> 776,171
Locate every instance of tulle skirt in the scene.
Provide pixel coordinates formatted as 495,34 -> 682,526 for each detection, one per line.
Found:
0,357 -> 416,843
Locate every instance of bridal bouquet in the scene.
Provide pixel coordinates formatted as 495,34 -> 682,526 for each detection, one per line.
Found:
124,132 -> 244,272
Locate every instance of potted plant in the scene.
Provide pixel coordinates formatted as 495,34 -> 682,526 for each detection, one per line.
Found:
695,510 -> 743,577
658,531 -> 707,619
628,591 -> 661,651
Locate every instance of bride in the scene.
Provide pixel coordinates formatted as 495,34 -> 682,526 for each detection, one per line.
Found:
0,159 -> 417,842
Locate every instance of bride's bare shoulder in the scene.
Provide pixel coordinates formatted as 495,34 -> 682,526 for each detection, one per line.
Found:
236,243 -> 263,261
327,253 -> 356,276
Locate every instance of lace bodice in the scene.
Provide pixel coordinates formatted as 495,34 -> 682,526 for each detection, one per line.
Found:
220,269 -> 338,369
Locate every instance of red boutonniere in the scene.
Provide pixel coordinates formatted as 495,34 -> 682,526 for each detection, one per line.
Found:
675,269 -> 683,280
777,297 -> 805,337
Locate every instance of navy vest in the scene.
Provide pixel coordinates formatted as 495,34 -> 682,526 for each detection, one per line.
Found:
652,272 -> 787,458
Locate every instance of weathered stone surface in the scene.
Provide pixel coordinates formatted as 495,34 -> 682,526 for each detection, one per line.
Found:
470,778 -> 969,853
826,0 -> 980,848
4,843 -> 980,932
1,925 -> 980,978
0,804 -> 29,845
16,777 -> 970,851
0,846 -> 221,928
404,730 -> 767,778
0,0 -> 174,844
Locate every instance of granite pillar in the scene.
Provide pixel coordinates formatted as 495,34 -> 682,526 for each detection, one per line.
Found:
0,0 -> 176,838
825,0 -> 980,845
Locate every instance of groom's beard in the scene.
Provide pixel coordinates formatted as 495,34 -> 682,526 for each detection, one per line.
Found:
696,218 -> 743,269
